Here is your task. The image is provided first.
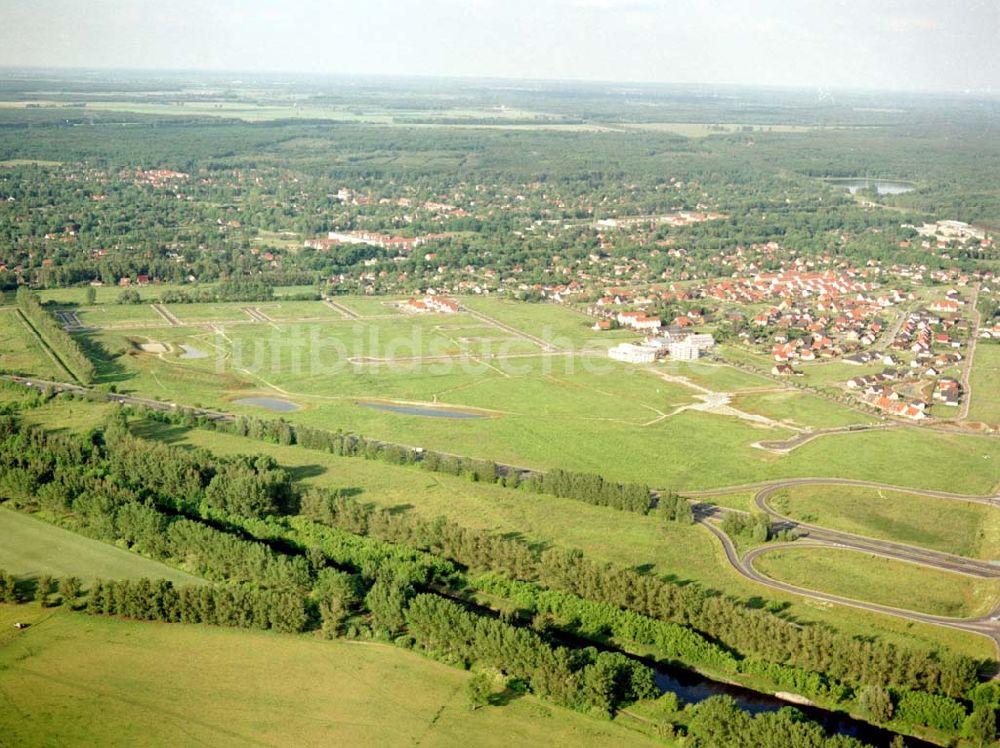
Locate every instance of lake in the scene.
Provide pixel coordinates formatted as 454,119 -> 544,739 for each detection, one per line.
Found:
233,397 -> 300,412
826,178 -> 915,195
358,401 -> 487,419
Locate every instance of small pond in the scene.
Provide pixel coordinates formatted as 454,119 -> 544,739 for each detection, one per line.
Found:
179,344 -> 209,360
234,397 -> 301,412
358,401 -> 486,419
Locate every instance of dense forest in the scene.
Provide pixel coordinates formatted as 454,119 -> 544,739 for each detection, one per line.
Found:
0,76 -> 997,294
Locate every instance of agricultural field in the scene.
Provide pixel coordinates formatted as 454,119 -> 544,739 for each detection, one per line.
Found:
752,546 -> 1000,619
0,604 -> 660,748
967,343 -> 1000,425
768,484 -> 1000,560
0,508 -> 205,587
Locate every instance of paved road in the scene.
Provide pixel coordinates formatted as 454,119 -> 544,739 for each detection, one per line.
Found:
958,283 -> 981,421
688,477 -> 1000,651
700,521 -> 1000,650
754,423 -> 897,452
751,480 -> 1000,576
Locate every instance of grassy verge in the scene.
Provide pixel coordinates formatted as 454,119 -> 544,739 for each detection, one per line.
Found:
752,547 -> 1000,618
0,309 -> 64,378
768,485 -> 1000,559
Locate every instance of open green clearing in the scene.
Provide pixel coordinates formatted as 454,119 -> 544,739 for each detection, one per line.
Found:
460,296 -> 635,348
6,296 -> 994,494
0,507 -> 205,587
768,485 -> 1000,560
37,283 -> 191,306
968,343 -> 1000,425
752,546 -> 1000,618
621,122 -> 817,137
330,295 -> 408,317
72,304 -> 166,327
0,604 -> 660,748
732,389 -> 876,429
662,361 -> 774,392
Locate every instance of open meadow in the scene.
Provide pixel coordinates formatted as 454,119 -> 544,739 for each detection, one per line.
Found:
0,604 -> 661,748
0,508 -> 204,588
15,297 -> 993,494
0,309 -> 65,379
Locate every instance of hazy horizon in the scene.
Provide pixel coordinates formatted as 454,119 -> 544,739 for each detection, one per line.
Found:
1,1 -> 997,94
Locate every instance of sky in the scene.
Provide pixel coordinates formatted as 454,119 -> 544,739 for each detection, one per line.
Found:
1,0 -> 997,93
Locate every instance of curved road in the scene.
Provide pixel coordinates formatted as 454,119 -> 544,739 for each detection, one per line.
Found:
688,478 -> 1000,652
701,521 -> 1000,650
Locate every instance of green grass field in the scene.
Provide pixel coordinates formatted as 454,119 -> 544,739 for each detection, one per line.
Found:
330,295 -> 408,317
72,304 -> 166,327
768,485 -> 1000,560
0,309 -> 64,378
968,343 -> 1000,425
752,546 -> 1000,618
459,297 -> 635,348
662,361 -> 774,392
0,507 -> 204,587
732,389 -> 876,429
1,296 -> 990,496
0,604 -> 662,747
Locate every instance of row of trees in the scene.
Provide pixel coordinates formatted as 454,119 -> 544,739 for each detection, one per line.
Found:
157,409 -> 654,513
86,578 -> 308,633
15,287 -> 96,382
295,480 -> 978,702
402,592 -> 658,717
103,413 -> 297,518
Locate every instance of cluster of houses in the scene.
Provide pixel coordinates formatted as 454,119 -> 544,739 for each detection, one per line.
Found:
608,331 -> 715,364
838,298 -> 972,417
307,231 -> 434,254
401,296 -> 461,314
132,168 -> 188,188
890,307 -> 966,364
594,210 -> 726,230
